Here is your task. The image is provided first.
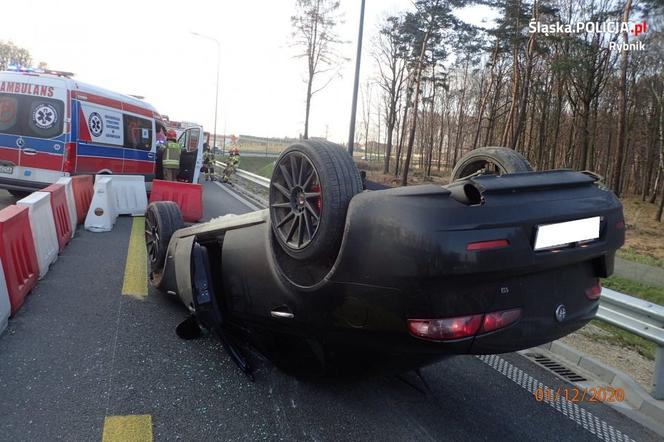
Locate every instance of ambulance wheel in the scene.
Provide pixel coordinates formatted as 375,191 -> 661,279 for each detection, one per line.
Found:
269,140 -> 363,261
451,147 -> 533,181
145,202 -> 184,276
8,189 -> 30,199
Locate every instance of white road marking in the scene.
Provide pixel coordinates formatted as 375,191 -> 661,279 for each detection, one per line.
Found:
213,181 -> 262,212
478,355 -> 633,442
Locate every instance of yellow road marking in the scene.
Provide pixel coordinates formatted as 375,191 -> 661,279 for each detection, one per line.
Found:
122,217 -> 148,298
102,415 -> 153,442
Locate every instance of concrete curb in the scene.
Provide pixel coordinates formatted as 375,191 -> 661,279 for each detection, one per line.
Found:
539,340 -> 664,424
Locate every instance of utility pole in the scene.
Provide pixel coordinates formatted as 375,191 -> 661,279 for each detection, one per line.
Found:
191,31 -> 221,152
347,0 -> 366,157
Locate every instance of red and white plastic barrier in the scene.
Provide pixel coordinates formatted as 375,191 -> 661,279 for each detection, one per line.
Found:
0,205 -> 39,316
149,179 -> 203,222
71,175 -> 94,224
17,192 -> 59,279
84,176 -> 118,232
0,259 -> 10,335
41,183 -> 73,252
97,175 -> 147,216
56,177 -> 78,239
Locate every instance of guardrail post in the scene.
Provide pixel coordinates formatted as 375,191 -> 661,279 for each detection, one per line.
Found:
655,345 -> 664,400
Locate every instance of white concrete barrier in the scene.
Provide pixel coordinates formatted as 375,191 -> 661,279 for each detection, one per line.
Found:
0,259 -> 9,336
17,192 -> 59,279
84,177 -> 118,232
56,177 -> 78,239
96,175 -> 147,216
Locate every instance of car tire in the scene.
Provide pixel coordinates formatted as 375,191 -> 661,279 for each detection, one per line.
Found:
269,140 -> 363,261
451,146 -> 533,182
8,189 -> 31,199
145,201 -> 184,276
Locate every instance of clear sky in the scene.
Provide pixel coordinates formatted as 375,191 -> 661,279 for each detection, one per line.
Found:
2,0 -> 496,143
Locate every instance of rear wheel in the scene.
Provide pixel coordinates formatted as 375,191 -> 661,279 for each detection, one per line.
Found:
145,202 -> 184,276
269,140 -> 362,261
451,146 -> 533,182
8,189 -> 31,199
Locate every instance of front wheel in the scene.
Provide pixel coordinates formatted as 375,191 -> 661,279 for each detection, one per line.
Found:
451,146 -> 533,182
145,202 -> 184,278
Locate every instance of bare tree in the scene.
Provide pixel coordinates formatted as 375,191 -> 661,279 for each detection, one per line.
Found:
291,0 -> 346,139
613,0 -> 633,195
373,15 -> 409,174
400,0 -> 457,186
360,80 -> 373,159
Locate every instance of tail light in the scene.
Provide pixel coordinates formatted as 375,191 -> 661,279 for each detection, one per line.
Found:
585,279 -> 602,300
479,308 -> 522,333
408,308 -> 523,341
63,142 -> 76,174
408,314 -> 483,341
466,239 -> 510,251
615,220 -> 625,230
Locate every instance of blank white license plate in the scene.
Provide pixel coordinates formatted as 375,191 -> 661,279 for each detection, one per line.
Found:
534,216 -> 600,251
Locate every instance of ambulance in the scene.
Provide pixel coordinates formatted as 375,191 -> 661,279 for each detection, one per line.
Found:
0,69 -> 204,196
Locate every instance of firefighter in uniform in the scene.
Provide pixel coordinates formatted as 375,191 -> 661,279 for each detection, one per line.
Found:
162,129 -> 181,181
203,143 -> 215,181
222,146 -> 240,183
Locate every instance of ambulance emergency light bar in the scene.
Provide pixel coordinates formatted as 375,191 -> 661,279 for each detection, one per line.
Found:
6,65 -> 74,78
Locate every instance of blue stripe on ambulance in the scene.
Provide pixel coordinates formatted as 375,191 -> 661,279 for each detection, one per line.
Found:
77,143 -> 124,159
76,144 -> 152,161
0,133 -> 67,154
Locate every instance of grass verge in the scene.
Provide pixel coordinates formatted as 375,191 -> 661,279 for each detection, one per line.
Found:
602,274 -> 664,305
589,320 -> 657,360
219,156 -> 274,178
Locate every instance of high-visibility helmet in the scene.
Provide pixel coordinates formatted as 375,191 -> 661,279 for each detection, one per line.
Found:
166,129 -> 177,141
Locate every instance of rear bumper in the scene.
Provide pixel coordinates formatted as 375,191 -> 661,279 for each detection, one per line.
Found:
0,176 -> 51,192
311,300 -> 597,373
469,299 -> 598,354
307,259 -> 604,360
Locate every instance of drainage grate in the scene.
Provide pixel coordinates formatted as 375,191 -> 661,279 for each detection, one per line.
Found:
527,353 -> 587,383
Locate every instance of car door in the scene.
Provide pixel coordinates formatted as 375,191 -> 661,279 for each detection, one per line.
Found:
176,128 -> 199,183
186,126 -> 204,183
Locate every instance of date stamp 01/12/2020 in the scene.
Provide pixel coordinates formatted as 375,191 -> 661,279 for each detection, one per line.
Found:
534,386 -> 625,403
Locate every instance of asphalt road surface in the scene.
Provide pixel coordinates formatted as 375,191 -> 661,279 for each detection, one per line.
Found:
0,183 -> 661,441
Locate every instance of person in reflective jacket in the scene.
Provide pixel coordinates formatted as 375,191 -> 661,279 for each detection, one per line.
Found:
162,129 -> 181,181
203,143 -> 215,181
222,146 -> 240,183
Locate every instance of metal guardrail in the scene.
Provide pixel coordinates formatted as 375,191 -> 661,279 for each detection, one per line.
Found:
211,165 -> 664,398
598,288 -> 664,346
597,287 -> 664,399
215,161 -> 271,188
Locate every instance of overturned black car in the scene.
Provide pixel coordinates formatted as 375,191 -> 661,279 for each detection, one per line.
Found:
145,141 -> 624,377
